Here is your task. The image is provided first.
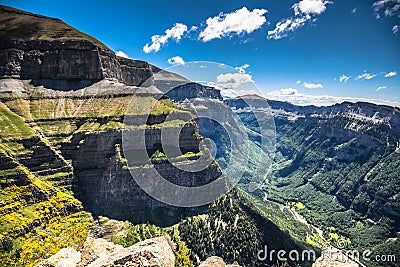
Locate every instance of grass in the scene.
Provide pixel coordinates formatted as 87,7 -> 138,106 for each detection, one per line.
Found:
0,103 -> 35,140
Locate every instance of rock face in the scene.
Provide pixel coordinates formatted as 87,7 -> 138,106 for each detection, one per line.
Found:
80,237 -> 125,266
199,256 -> 241,267
0,5 -> 153,90
35,236 -> 175,267
312,249 -> 359,267
60,123 -> 221,225
160,82 -> 222,102
152,68 -> 222,102
36,247 -> 81,267
87,236 -> 175,267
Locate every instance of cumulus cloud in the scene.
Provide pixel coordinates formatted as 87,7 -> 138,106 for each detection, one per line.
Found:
143,23 -> 188,53
268,0 -> 332,40
215,72 -> 253,89
377,86 -> 387,91
115,51 -> 130,58
266,90 -> 399,107
385,71 -> 397,77
235,64 -> 250,74
356,71 -> 377,80
303,82 -> 323,89
339,74 -> 350,82
199,7 -> 267,42
167,56 -> 185,66
373,0 -> 400,19
293,0 -> 331,15
296,80 -> 301,84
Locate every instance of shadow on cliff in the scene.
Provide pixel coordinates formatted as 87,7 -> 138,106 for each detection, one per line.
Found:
31,78 -> 100,91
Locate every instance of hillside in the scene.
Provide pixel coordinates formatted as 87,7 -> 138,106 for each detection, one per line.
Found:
224,95 -> 400,267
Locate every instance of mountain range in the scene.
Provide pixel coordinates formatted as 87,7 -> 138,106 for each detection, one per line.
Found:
0,5 -> 399,267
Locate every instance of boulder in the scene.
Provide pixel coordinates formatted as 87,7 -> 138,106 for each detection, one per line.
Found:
86,236 -> 175,267
199,256 -> 241,267
35,247 -> 81,267
79,237 -> 124,266
312,248 -> 359,267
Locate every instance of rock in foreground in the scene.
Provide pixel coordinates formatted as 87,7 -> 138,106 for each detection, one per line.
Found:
312,248 -> 359,267
36,247 -> 81,267
35,236 -> 175,267
199,256 -> 241,267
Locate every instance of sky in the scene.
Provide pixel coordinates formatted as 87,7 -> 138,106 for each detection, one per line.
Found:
2,0 -> 400,106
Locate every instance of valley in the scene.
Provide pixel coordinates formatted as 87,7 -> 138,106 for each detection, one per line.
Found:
0,4 -> 399,267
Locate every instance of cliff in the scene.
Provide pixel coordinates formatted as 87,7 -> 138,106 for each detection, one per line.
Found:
0,5 -> 152,90
153,68 -> 222,101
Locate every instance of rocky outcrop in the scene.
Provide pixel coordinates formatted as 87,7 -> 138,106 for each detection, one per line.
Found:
80,237 -> 125,266
0,5 -> 153,90
166,82 -> 222,102
199,256 -> 241,267
312,249 -> 359,267
35,236 -> 175,267
35,247 -> 81,267
88,236 -> 175,267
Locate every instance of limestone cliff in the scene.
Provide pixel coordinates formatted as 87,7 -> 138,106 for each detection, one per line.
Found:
0,5 -> 152,90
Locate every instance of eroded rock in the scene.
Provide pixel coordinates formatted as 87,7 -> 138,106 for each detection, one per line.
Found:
312,249 -> 359,267
36,247 -> 81,267
199,256 -> 241,267
36,236 -> 175,267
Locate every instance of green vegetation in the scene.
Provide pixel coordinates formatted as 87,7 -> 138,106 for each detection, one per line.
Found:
111,222 -> 194,267
231,112 -> 400,267
0,103 -> 35,140
0,168 -> 94,267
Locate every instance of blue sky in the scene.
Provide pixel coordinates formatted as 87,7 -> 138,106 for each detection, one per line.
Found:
3,0 -> 400,106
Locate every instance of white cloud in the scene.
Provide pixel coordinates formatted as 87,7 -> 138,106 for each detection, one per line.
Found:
266,90 -> 399,107
267,16 -> 310,39
385,71 -> 397,77
279,88 -> 299,95
115,50 -> 130,58
293,0 -> 331,15
351,8 -> 357,14
235,64 -> 250,74
143,23 -> 188,53
268,0 -> 331,40
393,25 -> 400,34
296,80 -> 301,84
356,71 -> 377,80
199,7 -> 267,42
303,82 -> 323,89
215,72 -> 253,89
373,0 -> 400,19
167,56 -> 185,66
339,74 -> 350,82
377,86 -> 387,91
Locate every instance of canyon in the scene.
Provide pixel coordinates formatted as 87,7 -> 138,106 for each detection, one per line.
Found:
1,5 -> 399,267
